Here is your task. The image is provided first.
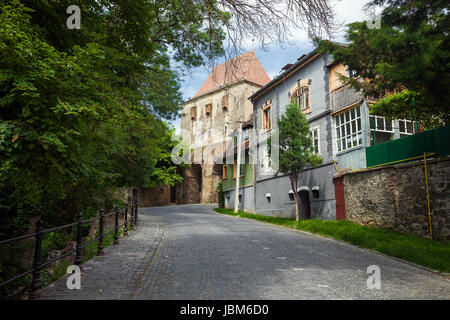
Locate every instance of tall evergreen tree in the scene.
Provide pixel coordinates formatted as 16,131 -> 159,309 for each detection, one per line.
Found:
277,102 -> 322,222
318,0 -> 450,127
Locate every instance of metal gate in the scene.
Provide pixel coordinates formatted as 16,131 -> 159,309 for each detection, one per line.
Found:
334,177 -> 346,220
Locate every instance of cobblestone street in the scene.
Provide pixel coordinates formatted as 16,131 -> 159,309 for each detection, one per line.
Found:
42,205 -> 450,300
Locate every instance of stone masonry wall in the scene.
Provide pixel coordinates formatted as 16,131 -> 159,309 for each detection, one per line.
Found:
343,157 -> 450,241
137,186 -> 171,207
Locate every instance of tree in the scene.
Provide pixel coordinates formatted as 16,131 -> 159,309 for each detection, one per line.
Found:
317,0 -> 450,127
277,101 -> 322,222
0,0 -> 340,228
0,1 -> 187,227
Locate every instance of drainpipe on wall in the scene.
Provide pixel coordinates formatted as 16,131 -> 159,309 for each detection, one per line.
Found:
413,97 -> 418,133
234,121 -> 243,213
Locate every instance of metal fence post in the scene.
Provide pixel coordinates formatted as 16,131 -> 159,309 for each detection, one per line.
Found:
75,212 -> 83,267
30,219 -> 43,299
97,209 -> 104,256
130,199 -> 135,231
135,198 -> 138,224
123,203 -> 128,237
114,205 -> 119,245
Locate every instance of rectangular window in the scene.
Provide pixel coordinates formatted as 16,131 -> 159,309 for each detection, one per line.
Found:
348,68 -> 358,78
310,126 -> 320,154
335,106 -> 362,152
233,161 -> 245,179
190,106 -> 197,121
398,119 -> 414,138
223,165 -> 228,179
369,115 -> 394,145
205,103 -> 212,116
222,94 -> 229,111
242,128 -> 249,141
262,105 -> 272,131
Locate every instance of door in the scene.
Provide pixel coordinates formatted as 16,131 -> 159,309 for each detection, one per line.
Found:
334,177 -> 346,220
299,191 -> 311,219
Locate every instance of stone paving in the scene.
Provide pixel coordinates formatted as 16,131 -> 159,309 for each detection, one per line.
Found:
41,204 -> 450,300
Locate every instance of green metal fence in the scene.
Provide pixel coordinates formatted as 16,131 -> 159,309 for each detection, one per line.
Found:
366,125 -> 450,167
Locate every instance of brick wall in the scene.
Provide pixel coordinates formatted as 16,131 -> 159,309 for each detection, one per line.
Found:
342,156 -> 450,241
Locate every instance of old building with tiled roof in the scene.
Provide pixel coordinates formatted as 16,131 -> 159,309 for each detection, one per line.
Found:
179,51 -> 270,204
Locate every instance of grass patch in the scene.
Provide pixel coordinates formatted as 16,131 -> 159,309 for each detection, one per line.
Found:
214,208 -> 450,273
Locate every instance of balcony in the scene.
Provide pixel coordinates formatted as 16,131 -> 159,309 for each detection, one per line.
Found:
331,83 -> 364,113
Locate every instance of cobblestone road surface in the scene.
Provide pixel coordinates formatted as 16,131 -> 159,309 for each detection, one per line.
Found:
42,205 -> 450,299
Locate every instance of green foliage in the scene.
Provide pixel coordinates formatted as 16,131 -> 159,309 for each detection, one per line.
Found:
370,89 -> 446,129
0,0 -> 214,237
0,0 -> 228,292
275,101 -> 322,221
277,101 -> 322,177
214,208 -> 450,272
317,0 -> 450,127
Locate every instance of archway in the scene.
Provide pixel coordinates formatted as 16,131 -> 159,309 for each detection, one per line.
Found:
298,189 -> 311,219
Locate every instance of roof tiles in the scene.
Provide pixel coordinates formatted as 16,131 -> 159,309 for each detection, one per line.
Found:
193,51 -> 271,98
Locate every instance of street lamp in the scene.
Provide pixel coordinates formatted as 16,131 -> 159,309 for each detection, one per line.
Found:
226,118 -> 246,213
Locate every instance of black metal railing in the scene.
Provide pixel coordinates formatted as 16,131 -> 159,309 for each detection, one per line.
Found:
0,196 -> 139,299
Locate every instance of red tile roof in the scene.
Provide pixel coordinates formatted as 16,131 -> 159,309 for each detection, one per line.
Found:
193,51 -> 271,98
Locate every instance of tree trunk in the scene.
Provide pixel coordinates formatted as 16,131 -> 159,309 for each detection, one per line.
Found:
290,176 -> 299,222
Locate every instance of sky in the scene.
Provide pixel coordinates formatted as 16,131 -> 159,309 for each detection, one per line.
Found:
171,0 -> 373,133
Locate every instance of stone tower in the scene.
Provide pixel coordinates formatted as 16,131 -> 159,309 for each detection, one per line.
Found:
180,51 -> 271,203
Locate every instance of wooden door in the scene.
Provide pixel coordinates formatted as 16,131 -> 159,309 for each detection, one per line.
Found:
334,177 -> 346,220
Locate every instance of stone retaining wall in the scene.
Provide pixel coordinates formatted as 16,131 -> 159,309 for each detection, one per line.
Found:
342,156 -> 450,241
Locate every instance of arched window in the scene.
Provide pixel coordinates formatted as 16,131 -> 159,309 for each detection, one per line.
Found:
291,86 -> 310,113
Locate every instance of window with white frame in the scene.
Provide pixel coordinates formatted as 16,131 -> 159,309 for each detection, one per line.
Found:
335,105 -> 362,152
369,115 -> 394,145
398,119 -> 414,137
310,126 -> 320,154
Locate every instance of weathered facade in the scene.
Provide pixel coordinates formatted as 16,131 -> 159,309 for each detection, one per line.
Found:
249,49 -> 415,219
180,51 -> 271,204
250,50 -> 337,219
222,118 -> 255,211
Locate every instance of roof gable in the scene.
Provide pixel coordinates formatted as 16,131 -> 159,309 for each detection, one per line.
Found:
194,51 -> 270,98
